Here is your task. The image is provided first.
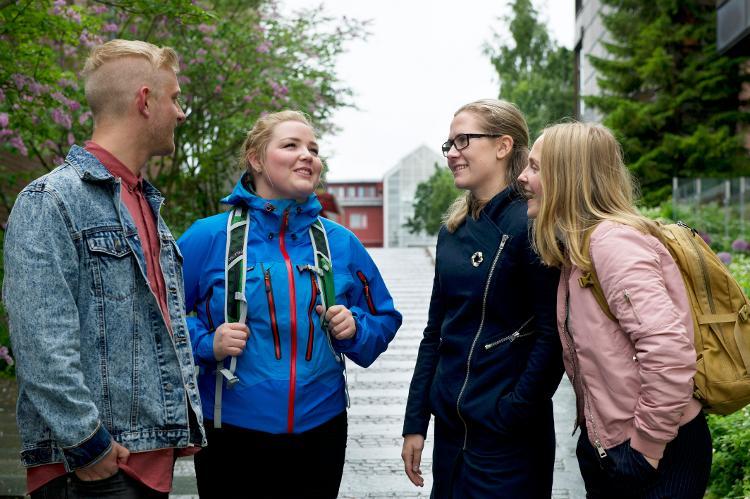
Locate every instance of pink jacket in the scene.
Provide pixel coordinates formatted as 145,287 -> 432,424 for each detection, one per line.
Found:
556,221 -> 702,460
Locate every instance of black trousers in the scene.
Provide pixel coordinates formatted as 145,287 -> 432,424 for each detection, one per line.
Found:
30,470 -> 167,499
195,411 -> 347,499
577,411 -> 712,499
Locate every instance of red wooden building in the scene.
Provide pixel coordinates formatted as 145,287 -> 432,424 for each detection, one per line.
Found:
325,180 -> 384,247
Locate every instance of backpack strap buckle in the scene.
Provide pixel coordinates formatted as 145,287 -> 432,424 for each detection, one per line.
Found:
740,304 -> 750,323
578,272 -> 594,288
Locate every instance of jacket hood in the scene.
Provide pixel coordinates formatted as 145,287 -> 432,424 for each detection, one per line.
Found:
221,172 -> 322,235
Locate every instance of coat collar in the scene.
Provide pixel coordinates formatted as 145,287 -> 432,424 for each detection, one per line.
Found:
221,172 -> 322,233
482,186 -> 521,221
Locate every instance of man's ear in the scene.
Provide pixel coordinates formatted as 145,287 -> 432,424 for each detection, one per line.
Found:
496,135 -> 514,161
136,86 -> 151,118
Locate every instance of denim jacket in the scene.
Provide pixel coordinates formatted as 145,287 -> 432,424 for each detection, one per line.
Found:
3,145 -> 205,471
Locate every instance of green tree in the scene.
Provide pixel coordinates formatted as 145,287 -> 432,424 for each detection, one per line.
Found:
0,0 -> 365,373
587,0 -> 750,205
405,164 -> 460,236
0,0 -> 365,232
485,0 -> 574,140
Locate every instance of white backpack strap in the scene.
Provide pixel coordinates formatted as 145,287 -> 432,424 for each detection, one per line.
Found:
214,205 -> 249,428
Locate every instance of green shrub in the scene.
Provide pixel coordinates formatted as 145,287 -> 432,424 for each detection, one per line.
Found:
706,408 -> 750,498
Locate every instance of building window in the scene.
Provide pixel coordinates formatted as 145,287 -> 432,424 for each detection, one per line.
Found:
347,186 -> 356,198
357,186 -> 366,197
366,186 -> 376,197
349,213 -> 368,229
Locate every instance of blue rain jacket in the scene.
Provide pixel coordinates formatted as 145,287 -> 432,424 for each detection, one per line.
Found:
178,175 -> 402,434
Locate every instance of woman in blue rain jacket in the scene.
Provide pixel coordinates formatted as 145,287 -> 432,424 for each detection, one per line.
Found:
178,110 -> 402,498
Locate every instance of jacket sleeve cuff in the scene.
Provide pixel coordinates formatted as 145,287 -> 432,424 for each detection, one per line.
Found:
630,429 -> 667,460
62,423 -> 113,471
402,421 -> 429,439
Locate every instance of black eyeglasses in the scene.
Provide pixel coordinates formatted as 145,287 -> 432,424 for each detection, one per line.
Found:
441,133 -> 501,157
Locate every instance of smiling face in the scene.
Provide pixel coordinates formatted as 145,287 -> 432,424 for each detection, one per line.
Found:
251,120 -> 322,203
518,135 -> 544,219
446,111 -> 509,200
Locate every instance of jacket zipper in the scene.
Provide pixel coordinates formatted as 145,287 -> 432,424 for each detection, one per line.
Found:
263,265 -> 282,360
682,224 -> 715,313
356,270 -> 378,314
279,209 -> 298,433
483,316 -> 534,350
306,273 -> 318,361
563,269 -> 607,458
456,234 -> 509,450
205,287 -> 215,331
623,290 -> 642,325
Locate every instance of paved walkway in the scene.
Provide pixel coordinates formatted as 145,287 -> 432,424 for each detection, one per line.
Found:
0,247 -> 585,498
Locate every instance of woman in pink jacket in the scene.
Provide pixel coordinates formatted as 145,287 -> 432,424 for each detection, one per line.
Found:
518,122 -> 712,498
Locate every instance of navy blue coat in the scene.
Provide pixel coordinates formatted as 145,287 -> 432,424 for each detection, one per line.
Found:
403,188 -> 563,498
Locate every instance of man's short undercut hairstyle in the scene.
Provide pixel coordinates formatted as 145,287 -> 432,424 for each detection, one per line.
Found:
82,39 -> 180,121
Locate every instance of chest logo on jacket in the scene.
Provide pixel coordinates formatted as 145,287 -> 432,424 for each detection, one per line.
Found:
471,251 -> 483,267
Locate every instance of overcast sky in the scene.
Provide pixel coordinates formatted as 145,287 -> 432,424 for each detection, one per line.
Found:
279,0 -> 575,181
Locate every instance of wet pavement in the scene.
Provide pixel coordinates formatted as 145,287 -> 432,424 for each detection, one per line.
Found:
0,247 -> 585,498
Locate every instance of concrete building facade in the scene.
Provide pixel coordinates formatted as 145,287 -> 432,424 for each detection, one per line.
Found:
574,0 -> 607,122
383,145 -> 445,248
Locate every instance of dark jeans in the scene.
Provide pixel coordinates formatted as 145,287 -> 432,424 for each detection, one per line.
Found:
577,412 -> 712,499
195,411 -> 347,499
30,470 -> 167,499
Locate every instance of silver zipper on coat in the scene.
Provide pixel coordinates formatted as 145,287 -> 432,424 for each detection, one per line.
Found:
484,315 -> 535,350
623,290 -> 642,325
456,234 -> 509,450
564,269 -> 607,458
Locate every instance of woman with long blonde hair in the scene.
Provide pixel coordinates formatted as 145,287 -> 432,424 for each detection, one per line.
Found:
518,122 -> 712,498
401,99 -> 563,497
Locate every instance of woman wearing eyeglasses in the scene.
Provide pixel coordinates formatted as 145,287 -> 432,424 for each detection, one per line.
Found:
401,99 -> 563,498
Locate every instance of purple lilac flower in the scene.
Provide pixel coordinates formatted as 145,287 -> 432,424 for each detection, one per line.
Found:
58,78 -> 77,89
732,239 -> 750,252
197,23 -> 216,34
9,135 -> 28,157
11,73 -> 27,89
699,231 -> 712,245
52,0 -> 65,15
718,252 -> 732,265
91,4 -> 108,14
256,41 -> 271,54
67,132 -> 75,146
66,7 -> 81,23
51,108 -> 72,129
102,23 -> 119,33
0,346 -> 13,367
0,113 -> 8,128
78,111 -> 92,125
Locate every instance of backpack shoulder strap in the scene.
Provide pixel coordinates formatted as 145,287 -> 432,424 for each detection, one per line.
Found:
578,228 -> 618,323
309,217 -> 336,317
214,205 -> 249,427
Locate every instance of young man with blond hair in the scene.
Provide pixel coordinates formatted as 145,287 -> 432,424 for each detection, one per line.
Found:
3,39 -> 205,498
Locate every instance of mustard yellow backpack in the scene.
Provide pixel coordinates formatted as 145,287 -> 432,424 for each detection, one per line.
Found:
580,221 -> 750,415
